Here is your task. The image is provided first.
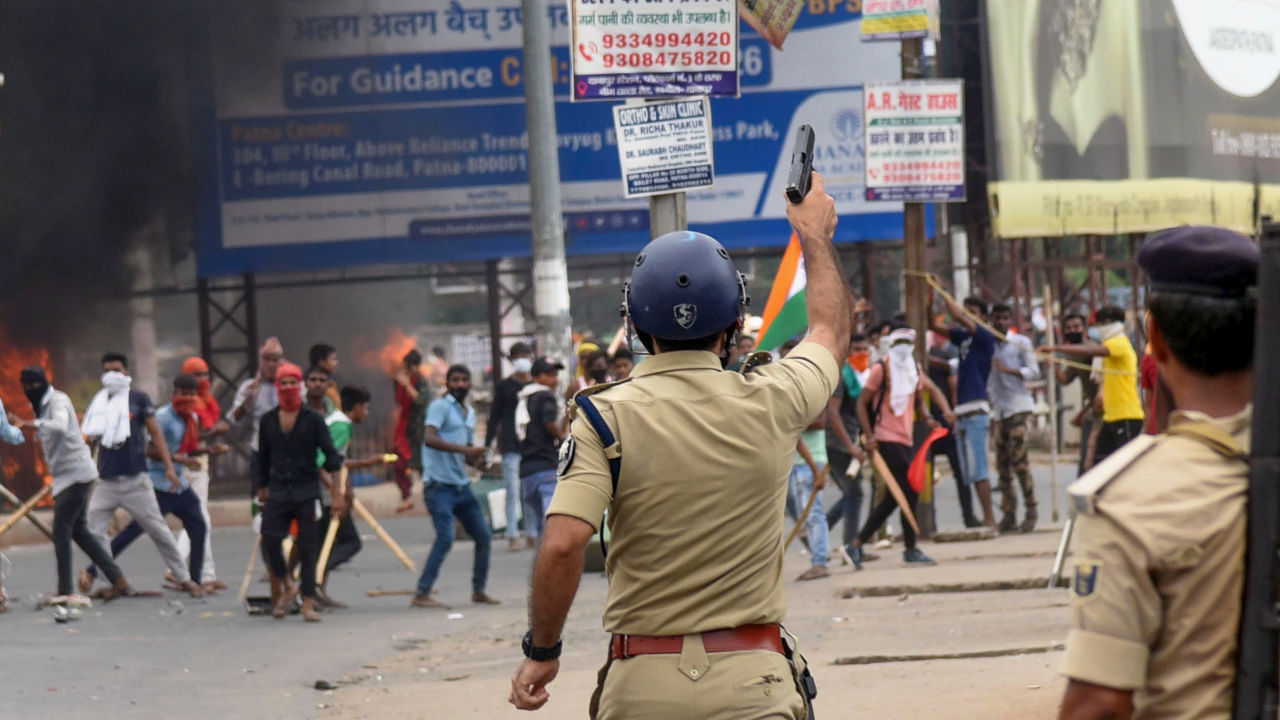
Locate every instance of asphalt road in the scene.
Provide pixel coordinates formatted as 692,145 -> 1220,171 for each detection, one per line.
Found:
0,457 -> 1079,719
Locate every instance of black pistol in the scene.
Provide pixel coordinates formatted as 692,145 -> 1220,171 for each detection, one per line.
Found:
785,124 -> 816,204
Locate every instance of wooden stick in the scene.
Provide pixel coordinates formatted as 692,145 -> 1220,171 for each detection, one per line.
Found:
365,589 -> 416,597
870,450 -> 921,536
352,497 -> 415,571
905,269 -> 1137,377
0,483 -> 54,540
315,517 -> 340,586
315,467 -> 348,586
238,534 -> 261,605
784,465 -> 830,551
1043,284 -> 1061,523
0,484 -> 51,539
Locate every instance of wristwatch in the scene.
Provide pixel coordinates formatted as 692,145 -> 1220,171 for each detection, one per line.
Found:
522,631 -> 562,661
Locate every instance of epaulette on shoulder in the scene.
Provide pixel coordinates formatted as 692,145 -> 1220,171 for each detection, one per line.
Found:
566,378 -> 631,421
1067,435 -> 1159,516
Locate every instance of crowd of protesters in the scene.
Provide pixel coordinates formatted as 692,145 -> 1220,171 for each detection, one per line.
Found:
0,294 -> 1145,611
765,284 -> 1149,577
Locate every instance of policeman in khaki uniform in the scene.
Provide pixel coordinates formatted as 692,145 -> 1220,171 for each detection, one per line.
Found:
509,173 -> 850,719
1059,226 -> 1259,720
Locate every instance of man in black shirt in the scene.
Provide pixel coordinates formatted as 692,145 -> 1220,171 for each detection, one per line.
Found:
257,362 -> 343,622
516,357 -> 565,541
486,342 -> 534,551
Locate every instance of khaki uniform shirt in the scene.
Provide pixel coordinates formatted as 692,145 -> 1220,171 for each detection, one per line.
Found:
547,341 -> 838,636
1062,405 -> 1252,720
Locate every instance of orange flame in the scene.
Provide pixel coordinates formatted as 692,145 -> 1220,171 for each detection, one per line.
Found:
360,329 -> 419,378
0,323 -> 54,506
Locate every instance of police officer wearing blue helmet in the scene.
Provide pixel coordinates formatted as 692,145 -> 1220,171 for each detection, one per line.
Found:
511,174 -> 850,720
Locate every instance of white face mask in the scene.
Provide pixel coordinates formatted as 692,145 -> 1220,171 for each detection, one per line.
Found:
101,371 -> 131,395
889,344 -> 914,364
511,358 -> 533,374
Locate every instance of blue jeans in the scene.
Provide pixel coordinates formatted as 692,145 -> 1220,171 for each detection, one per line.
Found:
789,465 -> 828,567
825,450 -> 864,547
501,452 -> 522,539
417,483 -> 491,596
955,412 -> 991,484
103,487 -> 207,584
521,469 -> 558,539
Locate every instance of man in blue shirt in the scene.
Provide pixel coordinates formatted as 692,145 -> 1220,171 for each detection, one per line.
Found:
97,374 -> 212,588
932,290 -> 998,529
411,364 -> 500,609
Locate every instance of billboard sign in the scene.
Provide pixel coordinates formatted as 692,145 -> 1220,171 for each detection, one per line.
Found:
985,0 -> 1280,237
197,2 -> 909,278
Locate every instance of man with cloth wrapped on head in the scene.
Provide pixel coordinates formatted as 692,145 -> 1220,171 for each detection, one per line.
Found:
509,172 -> 850,719
256,361 -> 343,622
1059,226 -> 1258,720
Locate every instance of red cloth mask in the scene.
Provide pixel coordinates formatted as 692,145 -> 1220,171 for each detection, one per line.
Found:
276,361 -> 304,412
181,357 -> 221,430
171,396 -> 200,454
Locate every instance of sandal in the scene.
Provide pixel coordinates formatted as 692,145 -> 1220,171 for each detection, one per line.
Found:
273,585 -> 297,619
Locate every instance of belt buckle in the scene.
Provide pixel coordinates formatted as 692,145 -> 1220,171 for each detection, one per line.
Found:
621,635 -> 630,659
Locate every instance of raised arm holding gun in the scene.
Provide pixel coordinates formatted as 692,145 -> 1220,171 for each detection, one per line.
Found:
510,170 -> 847,719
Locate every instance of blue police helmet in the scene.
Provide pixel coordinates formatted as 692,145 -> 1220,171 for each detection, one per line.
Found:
624,231 -> 748,341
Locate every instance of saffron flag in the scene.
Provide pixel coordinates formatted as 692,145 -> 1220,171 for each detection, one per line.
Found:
755,233 -> 807,352
907,426 -> 951,493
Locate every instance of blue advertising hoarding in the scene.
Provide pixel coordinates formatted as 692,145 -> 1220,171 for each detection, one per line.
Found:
197,1 -> 910,278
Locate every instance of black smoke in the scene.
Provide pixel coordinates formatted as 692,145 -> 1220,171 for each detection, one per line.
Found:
0,1 -> 208,347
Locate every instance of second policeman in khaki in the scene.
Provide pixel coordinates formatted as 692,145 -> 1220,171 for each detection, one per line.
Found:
1058,226 -> 1259,720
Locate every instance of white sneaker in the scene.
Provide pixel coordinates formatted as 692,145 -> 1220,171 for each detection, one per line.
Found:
836,546 -> 854,566
876,538 -> 893,549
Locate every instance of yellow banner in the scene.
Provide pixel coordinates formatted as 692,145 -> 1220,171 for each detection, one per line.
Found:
987,179 -> 1257,238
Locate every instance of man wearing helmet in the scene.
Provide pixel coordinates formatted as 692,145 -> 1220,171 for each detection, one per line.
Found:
510,174 -> 850,719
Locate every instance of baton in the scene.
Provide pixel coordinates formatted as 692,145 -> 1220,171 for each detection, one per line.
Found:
0,482 -> 54,540
784,465 -> 831,551
869,450 -> 921,536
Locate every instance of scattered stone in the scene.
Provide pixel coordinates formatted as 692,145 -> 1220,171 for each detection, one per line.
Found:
315,680 -> 337,690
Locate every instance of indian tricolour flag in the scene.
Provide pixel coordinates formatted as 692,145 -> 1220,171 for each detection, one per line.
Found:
755,233 -> 807,352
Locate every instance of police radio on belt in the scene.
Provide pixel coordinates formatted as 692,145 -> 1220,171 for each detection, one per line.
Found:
785,124 -> 816,204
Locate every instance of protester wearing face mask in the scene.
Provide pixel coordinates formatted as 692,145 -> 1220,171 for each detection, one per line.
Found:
413,364 -> 500,609
257,362 -> 344,622
1040,313 -> 1100,476
171,356 -> 230,590
846,327 -> 955,567
564,350 -> 610,402
12,366 -> 132,602
485,342 -> 536,551
81,352 -> 203,597
1041,305 -> 1145,465
93,374 -> 214,590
